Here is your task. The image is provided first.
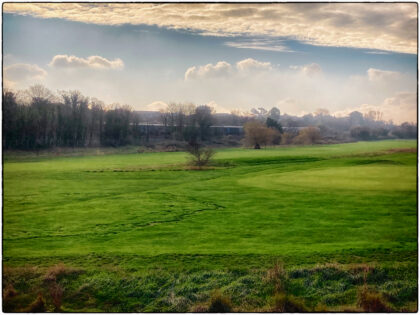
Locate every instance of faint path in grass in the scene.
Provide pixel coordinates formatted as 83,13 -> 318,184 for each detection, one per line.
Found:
3,192 -> 225,241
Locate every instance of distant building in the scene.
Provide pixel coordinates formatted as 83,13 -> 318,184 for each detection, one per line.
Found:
135,123 -> 244,137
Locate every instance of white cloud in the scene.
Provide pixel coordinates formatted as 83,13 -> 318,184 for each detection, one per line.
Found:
365,51 -> 390,55
4,63 -> 47,82
367,68 -> 400,82
145,101 -> 168,111
3,3 -> 417,53
225,39 -> 293,52
236,58 -> 272,72
49,55 -> 124,70
290,63 -> 322,76
206,101 -> 230,114
276,98 -> 299,114
185,58 -> 272,80
185,61 -> 233,80
180,60 -> 415,120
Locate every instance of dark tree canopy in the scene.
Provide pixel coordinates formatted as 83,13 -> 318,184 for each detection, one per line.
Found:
2,87 -> 136,150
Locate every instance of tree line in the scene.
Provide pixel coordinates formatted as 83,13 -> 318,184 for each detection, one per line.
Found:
3,85 -> 417,151
2,86 -> 218,150
3,85 -> 140,150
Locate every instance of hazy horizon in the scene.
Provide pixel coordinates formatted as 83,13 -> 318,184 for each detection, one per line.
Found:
3,3 -> 418,124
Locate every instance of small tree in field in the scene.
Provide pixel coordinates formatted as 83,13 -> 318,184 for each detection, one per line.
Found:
186,142 -> 215,169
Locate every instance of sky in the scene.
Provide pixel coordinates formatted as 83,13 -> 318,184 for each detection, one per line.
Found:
2,3 -> 418,123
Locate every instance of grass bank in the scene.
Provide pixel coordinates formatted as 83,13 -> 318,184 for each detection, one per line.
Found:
3,140 -> 417,311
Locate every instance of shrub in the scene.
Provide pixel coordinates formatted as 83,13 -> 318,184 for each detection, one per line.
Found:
350,126 -> 371,140
243,120 -> 280,149
293,127 -> 321,145
271,293 -> 309,312
23,293 -> 47,312
207,289 -> 233,312
186,142 -> 215,169
281,132 -> 295,145
391,122 -> 417,139
357,286 -> 393,312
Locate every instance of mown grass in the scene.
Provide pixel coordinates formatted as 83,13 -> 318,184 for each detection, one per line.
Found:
3,140 -> 417,311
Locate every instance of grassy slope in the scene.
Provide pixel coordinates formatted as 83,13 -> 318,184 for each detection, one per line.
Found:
3,140 -> 418,311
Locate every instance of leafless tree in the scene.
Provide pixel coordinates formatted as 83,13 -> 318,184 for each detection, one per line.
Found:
186,142 -> 215,169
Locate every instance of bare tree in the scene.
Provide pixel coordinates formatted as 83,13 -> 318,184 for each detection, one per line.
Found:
186,142 -> 215,169
364,110 -> 383,121
195,105 -> 215,140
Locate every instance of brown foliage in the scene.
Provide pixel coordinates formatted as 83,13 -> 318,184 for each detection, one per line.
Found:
271,293 -> 309,312
293,126 -> 321,145
244,120 -> 280,148
3,283 -> 18,300
43,263 -> 81,312
43,263 -> 81,282
357,286 -> 394,312
266,261 -> 287,294
281,132 -> 295,145
190,304 -> 208,312
23,293 -> 47,312
49,282 -> 64,312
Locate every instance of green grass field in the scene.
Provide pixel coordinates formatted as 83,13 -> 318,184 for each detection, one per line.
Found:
3,140 -> 418,312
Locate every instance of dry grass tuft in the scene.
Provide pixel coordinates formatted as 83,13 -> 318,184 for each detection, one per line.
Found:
271,293 -> 309,312
43,263 -> 82,282
3,283 -> 18,300
190,303 -> 208,312
22,293 -> 47,312
265,260 -> 287,293
385,148 -> 416,154
207,289 -> 233,313
49,282 -> 64,312
357,286 -> 394,312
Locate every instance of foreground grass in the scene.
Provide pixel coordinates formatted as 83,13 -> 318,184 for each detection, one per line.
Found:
3,140 -> 417,311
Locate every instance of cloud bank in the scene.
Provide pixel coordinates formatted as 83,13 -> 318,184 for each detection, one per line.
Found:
334,92 -> 416,125
4,3 -> 417,53
181,60 -> 415,123
4,63 -> 47,81
290,63 -> 322,76
49,55 -> 124,70
4,63 -> 47,88
185,58 -> 272,80
367,68 -> 400,82
185,61 -> 233,80
236,58 -> 272,73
